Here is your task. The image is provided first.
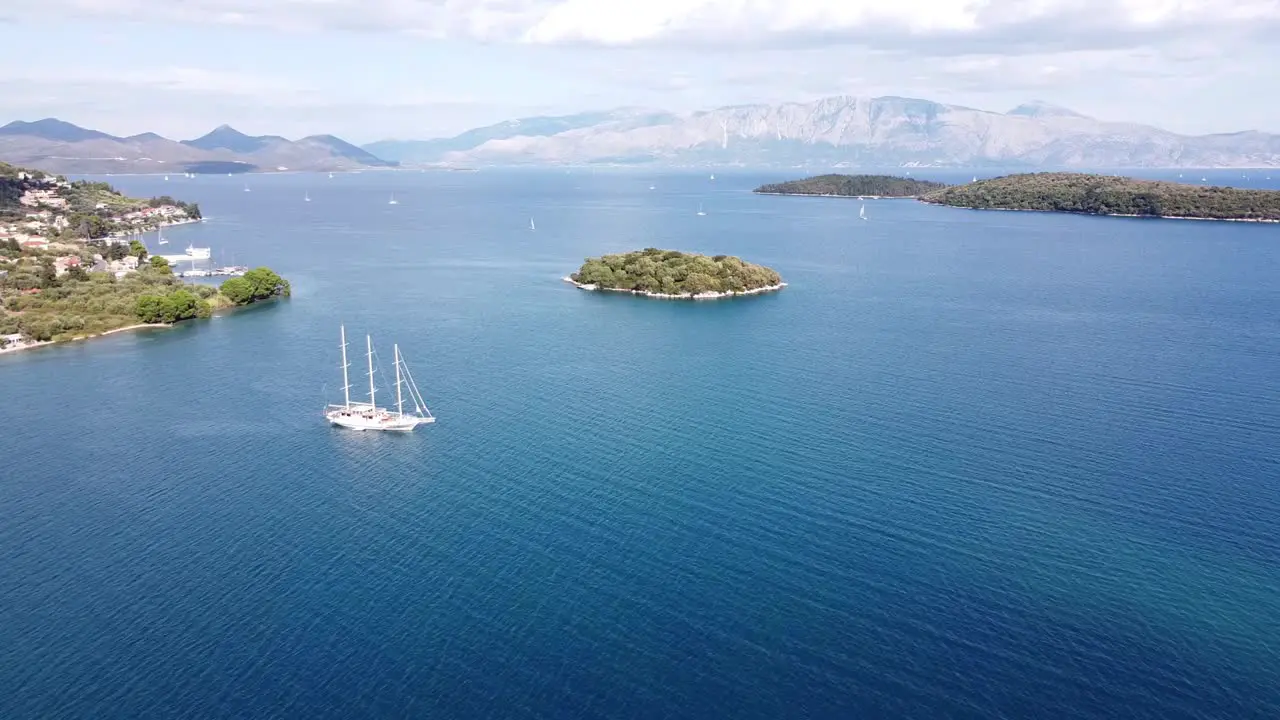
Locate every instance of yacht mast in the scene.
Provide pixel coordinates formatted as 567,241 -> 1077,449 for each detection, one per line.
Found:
340,325 -> 351,408
394,344 -> 404,417
366,335 -> 376,406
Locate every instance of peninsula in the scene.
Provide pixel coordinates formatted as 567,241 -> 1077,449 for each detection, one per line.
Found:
0,162 -> 289,354
565,248 -> 785,299
754,174 -> 949,198
921,173 -> 1280,222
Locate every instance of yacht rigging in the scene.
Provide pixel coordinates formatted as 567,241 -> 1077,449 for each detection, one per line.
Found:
325,326 -> 434,432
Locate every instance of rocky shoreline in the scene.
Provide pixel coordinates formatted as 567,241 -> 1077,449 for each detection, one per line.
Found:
562,276 -> 786,300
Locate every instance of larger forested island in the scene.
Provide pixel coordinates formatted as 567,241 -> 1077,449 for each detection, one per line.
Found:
755,174 -> 949,198
566,249 -> 784,299
921,173 -> 1280,221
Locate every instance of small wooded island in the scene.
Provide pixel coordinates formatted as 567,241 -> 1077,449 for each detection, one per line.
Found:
565,248 -> 785,299
754,174 -> 948,198
921,173 -> 1280,222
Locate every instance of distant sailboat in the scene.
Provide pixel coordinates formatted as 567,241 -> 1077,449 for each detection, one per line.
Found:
243,184 -> 250,192
696,203 -> 706,216
972,175 -> 977,182
304,191 -> 311,202
859,204 -> 867,221
649,185 -> 655,190
388,194 -> 398,205
328,172 -> 334,179
709,174 -> 715,180
529,217 -> 536,231
157,225 -> 168,245
164,175 -> 169,181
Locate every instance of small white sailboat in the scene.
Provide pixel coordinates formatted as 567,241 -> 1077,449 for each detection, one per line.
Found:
649,185 -> 655,190
164,175 -> 169,181
325,326 -> 434,432
529,217 -> 536,231
859,204 -> 867,221
709,174 -> 715,180
243,184 -> 250,192
157,225 -> 168,245
328,172 -> 334,179
696,203 -> 706,216
972,175 -> 977,182
388,194 -> 398,205
304,191 -> 311,202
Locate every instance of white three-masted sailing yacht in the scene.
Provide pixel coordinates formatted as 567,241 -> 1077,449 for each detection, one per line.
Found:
325,325 -> 435,431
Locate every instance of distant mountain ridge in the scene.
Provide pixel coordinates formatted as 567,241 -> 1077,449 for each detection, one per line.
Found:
364,108 -> 677,164
0,119 -> 397,174
365,96 -> 1280,168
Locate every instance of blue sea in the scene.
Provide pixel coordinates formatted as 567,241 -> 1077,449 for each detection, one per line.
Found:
2,168 -> 1278,719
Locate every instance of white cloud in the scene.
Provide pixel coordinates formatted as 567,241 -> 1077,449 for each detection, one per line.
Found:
4,0 -> 1279,137
520,0 -> 1280,53
14,0 -> 1280,53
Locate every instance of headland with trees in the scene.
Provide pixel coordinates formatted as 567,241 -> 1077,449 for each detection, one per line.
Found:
920,173 -> 1280,221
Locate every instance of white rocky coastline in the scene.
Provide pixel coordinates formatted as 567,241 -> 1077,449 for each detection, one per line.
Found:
562,276 -> 786,300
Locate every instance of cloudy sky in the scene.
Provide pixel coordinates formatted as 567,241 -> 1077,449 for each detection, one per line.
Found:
2,0 -> 1276,143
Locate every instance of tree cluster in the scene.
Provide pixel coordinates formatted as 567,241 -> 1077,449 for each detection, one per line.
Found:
923,173 -> 1280,221
571,248 -> 781,295
134,289 -> 211,324
755,174 -> 949,197
219,267 -> 291,305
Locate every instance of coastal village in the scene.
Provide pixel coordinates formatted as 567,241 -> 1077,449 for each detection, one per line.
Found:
0,162 -> 278,354
1,169 -> 199,253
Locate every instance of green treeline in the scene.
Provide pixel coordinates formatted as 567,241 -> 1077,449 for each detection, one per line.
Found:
571,248 -> 782,295
219,267 -> 291,305
1,260 -> 291,342
755,174 -> 949,197
922,173 -> 1280,221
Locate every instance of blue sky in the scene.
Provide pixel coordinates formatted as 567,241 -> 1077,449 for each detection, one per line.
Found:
1,1 -> 1276,143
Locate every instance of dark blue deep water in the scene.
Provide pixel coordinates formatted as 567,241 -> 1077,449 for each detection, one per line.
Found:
2,170 -> 1278,719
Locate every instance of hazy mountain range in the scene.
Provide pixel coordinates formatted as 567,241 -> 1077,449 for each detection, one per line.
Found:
0,119 -> 396,174
367,96 -> 1280,169
5,95 -> 1278,174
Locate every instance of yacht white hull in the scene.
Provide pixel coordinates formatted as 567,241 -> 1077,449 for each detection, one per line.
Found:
325,404 -> 433,432
327,327 -> 435,431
